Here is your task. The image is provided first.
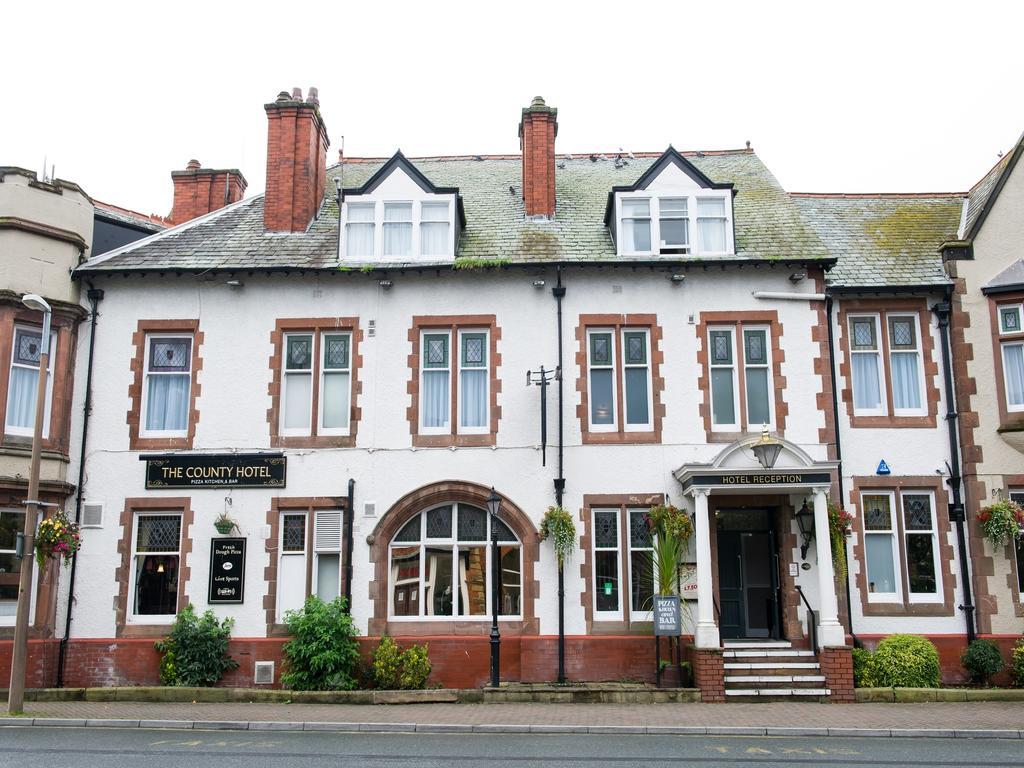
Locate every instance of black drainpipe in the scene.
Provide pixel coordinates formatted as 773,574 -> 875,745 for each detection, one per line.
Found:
825,295 -> 860,649
552,267 -> 566,684
57,284 -> 104,687
933,294 -> 976,642
343,478 -> 355,612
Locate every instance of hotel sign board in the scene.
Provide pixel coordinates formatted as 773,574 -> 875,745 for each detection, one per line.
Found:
142,453 -> 286,489
208,538 -> 245,604
680,471 -> 832,491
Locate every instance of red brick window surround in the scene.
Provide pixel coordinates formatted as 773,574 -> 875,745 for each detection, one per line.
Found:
579,493 -> 664,633
575,314 -> 664,445
988,294 -> 1024,432
696,311 -> 787,442
268,318 -> 363,448
837,299 -> 939,429
849,476 -> 955,618
406,315 -> 501,448
114,497 -> 193,637
127,320 -> 202,451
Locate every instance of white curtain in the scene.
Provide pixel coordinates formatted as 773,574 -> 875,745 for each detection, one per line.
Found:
697,199 -> 727,252
321,371 -> 350,429
622,218 -> 650,252
865,534 -> 896,594
145,374 -> 190,431
383,203 -> 412,257
283,372 -> 311,430
421,222 -> 449,256
423,370 -> 449,428
1004,344 -> 1024,406
890,352 -> 921,410
5,367 -> 37,429
460,369 -> 487,428
851,352 -> 882,410
346,223 -> 374,257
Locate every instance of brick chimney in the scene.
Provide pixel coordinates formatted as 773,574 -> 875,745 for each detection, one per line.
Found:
264,87 -> 330,233
170,160 -> 247,224
518,96 -> 558,219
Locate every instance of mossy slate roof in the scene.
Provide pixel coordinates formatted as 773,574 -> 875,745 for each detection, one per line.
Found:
793,194 -> 963,288
79,150 -> 833,274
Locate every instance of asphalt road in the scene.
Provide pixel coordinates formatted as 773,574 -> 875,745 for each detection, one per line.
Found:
1,726 -> 1022,767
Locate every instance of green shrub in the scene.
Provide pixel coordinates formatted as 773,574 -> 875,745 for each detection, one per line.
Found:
372,636 -> 402,689
371,635 -> 432,689
154,604 -> 238,687
281,596 -> 360,691
851,647 -> 876,688
870,634 -> 941,688
961,639 -> 1005,686
398,644 -> 431,690
1011,639 -> 1024,688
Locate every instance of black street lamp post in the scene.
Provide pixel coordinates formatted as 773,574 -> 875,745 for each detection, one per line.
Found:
486,487 -> 502,688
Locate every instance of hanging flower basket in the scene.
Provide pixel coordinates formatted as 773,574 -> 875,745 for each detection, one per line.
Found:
35,509 -> 81,568
214,512 -> 237,535
977,499 -> 1024,548
539,506 -> 576,568
828,502 -> 854,580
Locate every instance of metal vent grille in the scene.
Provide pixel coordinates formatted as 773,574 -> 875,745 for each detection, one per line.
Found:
314,510 -> 342,552
253,661 -> 275,685
81,503 -> 103,528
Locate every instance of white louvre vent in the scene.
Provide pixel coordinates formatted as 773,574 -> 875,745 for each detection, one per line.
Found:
81,502 -> 104,528
364,502 -> 376,517
314,510 -> 342,551
254,661 -> 275,685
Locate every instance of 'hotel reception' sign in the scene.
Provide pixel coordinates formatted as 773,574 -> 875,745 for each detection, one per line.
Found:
679,471 -> 832,491
142,453 -> 287,489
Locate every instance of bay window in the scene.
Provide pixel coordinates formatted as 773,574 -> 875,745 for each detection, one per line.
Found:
586,328 -> 652,431
5,326 -> 55,438
708,325 -> 773,432
388,504 -> 521,619
616,192 -> 731,256
998,303 -> 1024,411
141,335 -> 192,436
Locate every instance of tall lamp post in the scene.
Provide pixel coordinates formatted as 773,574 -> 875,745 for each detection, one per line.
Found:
486,487 -> 502,688
8,294 -> 52,714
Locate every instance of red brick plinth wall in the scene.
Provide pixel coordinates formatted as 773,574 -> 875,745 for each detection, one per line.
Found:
820,646 -> 854,703
692,647 -> 725,702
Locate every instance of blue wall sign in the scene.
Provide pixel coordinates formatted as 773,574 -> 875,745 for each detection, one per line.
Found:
876,460 -> 891,476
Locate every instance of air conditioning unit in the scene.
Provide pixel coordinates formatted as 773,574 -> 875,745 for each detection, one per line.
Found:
253,661 -> 275,685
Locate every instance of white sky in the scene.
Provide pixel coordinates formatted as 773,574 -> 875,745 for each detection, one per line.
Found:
5,0 -> 1023,217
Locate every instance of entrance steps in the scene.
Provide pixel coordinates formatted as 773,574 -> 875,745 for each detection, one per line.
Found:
721,640 -> 830,702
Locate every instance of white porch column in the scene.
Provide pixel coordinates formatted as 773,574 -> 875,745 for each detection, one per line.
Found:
813,486 -> 845,647
692,488 -> 719,648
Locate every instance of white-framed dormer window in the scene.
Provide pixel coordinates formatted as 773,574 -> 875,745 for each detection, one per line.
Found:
862,492 -> 901,603
343,198 -> 454,260
345,202 -> 375,257
888,315 -> 925,416
5,325 -> 55,438
902,492 -> 941,603
998,303 -> 1024,412
708,327 -> 740,431
616,190 -> 732,257
140,334 -> 192,437
849,315 -> 886,416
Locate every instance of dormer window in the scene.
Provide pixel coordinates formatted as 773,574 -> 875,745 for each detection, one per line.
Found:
420,202 -> 450,257
658,198 -> 689,249
383,202 -> 413,257
345,203 -> 375,257
697,198 -> 728,252
621,199 -> 651,252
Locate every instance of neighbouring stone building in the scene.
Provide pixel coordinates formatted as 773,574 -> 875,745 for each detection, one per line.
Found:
0,92 -> 1020,701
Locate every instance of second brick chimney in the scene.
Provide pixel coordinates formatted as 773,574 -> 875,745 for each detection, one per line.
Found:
264,87 -> 330,233
518,96 -> 558,219
170,160 -> 247,224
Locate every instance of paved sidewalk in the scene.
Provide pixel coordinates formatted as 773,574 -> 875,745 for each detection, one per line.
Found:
11,699 -> 1024,734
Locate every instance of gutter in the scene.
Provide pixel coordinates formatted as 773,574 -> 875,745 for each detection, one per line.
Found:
933,292 -> 976,642
57,285 -> 104,687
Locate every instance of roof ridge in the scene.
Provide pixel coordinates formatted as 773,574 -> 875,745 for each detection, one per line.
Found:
94,199 -> 172,228
791,191 -> 965,199
331,148 -> 754,165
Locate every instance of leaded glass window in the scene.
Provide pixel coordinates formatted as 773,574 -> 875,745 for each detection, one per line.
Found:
6,327 -> 54,437
132,513 -> 182,617
143,334 -> 192,434
863,494 -> 898,598
709,328 -> 737,428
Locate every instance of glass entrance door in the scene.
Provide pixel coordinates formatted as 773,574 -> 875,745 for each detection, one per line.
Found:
716,509 -> 780,639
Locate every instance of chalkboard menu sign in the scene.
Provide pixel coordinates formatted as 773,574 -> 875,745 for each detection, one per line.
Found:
209,538 -> 245,604
654,594 -> 680,637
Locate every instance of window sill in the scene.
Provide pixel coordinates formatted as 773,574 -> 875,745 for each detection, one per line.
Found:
849,414 -> 937,429
130,436 -> 192,451
272,435 -> 356,449
581,431 -> 660,446
119,622 -> 177,638
412,434 -> 496,448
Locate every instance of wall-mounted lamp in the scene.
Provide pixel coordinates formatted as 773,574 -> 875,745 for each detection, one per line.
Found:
796,500 -> 815,560
225,279 -> 244,289
667,274 -> 686,284
750,425 -> 783,470
378,280 -> 393,290
532,279 -> 546,289
789,272 -> 806,283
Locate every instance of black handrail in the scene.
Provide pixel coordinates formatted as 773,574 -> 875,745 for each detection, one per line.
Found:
795,585 -> 817,652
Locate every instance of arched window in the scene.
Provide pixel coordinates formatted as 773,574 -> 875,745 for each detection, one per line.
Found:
388,503 -> 521,619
